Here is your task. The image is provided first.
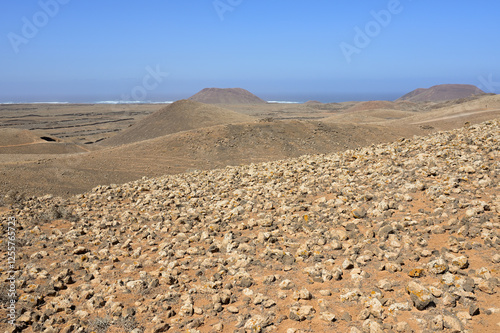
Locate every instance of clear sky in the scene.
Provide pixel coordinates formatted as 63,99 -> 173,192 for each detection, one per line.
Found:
1,0 -> 499,102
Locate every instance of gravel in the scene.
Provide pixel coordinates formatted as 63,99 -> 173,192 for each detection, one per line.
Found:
1,119 -> 499,332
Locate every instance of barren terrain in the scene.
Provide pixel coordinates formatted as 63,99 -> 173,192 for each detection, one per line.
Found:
0,118 -> 498,332
1,95 -> 499,198
396,84 -> 486,103
0,92 -> 499,332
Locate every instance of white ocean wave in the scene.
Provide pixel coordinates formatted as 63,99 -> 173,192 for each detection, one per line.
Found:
95,101 -> 174,104
34,102 -> 70,104
0,101 -> 175,105
267,101 -> 301,104
0,101 -> 70,104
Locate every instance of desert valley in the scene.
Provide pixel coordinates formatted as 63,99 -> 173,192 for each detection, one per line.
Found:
0,84 -> 499,332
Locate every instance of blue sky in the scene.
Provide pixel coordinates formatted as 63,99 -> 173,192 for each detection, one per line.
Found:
1,0 -> 499,102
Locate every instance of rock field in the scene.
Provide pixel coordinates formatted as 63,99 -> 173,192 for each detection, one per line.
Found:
1,119 -> 499,332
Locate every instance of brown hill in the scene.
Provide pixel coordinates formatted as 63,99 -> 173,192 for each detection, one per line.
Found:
188,88 -> 266,104
344,100 -> 400,112
396,84 -> 485,102
0,128 -> 87,154
396,88 -> 427,101
2,95 -> 499,197
1,120 -> 402,197
391,94 -> 500,130
322,94 -> 500,129
321,100 -> 421,124
322,109 -> 416,124
0,128 -> 42,146
99,99 -> 256,146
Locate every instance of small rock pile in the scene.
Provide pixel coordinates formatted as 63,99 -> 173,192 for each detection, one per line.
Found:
1,119 -> 499,332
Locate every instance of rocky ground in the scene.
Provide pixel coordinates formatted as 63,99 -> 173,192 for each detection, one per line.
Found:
0,119 -> 499,332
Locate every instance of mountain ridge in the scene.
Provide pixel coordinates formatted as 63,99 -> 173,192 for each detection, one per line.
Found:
396,84 -> 485,102
188,87 -> 267,104
99,99 -> 256,146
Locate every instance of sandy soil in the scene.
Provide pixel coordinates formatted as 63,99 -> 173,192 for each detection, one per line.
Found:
0,95 -> 499,199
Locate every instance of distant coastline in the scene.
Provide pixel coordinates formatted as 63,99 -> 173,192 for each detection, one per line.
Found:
0,100 -> 306,105
0,101 -> 175,105
1,100 -> 305,105
0,92 -> 405,105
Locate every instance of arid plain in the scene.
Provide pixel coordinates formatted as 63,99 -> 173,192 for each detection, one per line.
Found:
0,86 -> 499,332
1,86 -> 499,199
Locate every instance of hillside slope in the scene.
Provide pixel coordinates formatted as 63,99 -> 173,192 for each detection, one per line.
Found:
188,88 -> 267,104
1,120 -> 401,196
100,100 -> 256,146
1,119 -> 498,332
397,84 -> 485,102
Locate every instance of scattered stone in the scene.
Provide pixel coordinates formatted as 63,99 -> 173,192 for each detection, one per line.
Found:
492,254 -> 500,264
237,276 -> 254,288
451,256 -> 469,269
244,315 -> 267,332
456,311 -> 471,325
406,281 -> 435,310
428,286 -> 443,298
340,312 -> 352,322
72,246 -> 89,255
342,259 -> 354,270
319,290 -> 332,296
388,302 -> 412,312
442,292 -> 457,307
282,254 -> 295,265
352,207 -> 367,219
430,315 -> 443,331
427,258 -> 448,274
279,279 -> 295,290
293,288 -> 312,301
289,305 -> 315,321
2,119 -> 499,332
394,321 -> 412,333
357,309 -> 370,320
408,268 -> 425,278
362,319 -> 384,333
146,323 -> 170,333
366,297 -> 384,318
212,323 -> 224,332
479,278 -> 496,294
227,306 -> 239,314
320,312 -> 336,322
469,303 -> 480,316
443,315 -> 463,332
